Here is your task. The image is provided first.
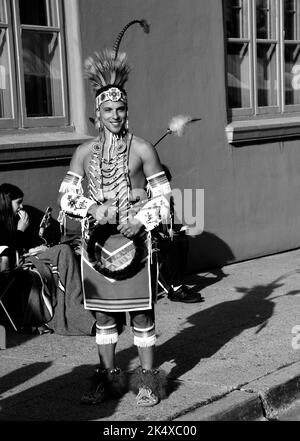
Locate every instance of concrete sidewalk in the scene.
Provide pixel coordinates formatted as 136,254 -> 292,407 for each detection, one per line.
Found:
1,249 -> 300,421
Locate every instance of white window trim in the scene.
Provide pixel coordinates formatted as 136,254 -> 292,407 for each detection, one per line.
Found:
226,0 -> 300,144
226,115 -> 300,143
0,1 -> 18,129
63,0 -> 89,134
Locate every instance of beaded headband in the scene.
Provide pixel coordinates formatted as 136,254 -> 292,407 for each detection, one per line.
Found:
95,86 -> 127,108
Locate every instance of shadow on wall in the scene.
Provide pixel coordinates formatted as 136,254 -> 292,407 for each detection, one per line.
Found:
185,230 -> 235,274
161,164 -> 235,274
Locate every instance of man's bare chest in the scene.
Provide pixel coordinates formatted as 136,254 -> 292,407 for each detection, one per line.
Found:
83,143 -> 145,190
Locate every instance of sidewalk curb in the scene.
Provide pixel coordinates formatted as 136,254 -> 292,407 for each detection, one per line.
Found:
243,361 -> 300,420
174,361 -> 300,421
174,390 -> 265,421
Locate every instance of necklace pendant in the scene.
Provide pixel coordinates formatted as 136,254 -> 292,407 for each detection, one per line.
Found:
116,141 -> 127,154
92,142 -> 101,153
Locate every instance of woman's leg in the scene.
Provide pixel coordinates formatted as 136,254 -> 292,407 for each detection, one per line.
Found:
37,244 -> 96,335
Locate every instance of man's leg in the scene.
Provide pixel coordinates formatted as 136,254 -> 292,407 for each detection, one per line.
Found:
93,311 -> 118,369
81,311 -> 126,404
97,342 -> 117,370
129,310 -> 166,407
137,345 -> 154,371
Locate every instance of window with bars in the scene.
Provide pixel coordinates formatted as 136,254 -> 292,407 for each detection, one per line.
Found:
225,0 -> 300,120
0,0 -> 68,129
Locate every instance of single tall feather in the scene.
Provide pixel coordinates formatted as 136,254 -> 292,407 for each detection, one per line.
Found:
113,19 -> 150,59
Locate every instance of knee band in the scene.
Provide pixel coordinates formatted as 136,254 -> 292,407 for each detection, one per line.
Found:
133,324 -> 156,348
95,323 -> 118,345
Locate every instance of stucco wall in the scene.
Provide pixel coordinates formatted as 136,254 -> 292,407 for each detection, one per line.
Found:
79,0 -> 300,272
2,0 -> 300,274
0,165 -> 65,219
0,163 -> 68,246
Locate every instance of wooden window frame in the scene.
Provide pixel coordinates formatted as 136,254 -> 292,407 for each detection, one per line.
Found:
226,0 -> 300,122
0,0 -> 69,130
0,0 -> 18,129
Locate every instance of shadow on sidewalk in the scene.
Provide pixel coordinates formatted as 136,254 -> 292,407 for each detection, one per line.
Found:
183,267 -> 229,292
0,362 -> 52,397
0,361 -> 130,421
3,330 -> 44,349
155,272 -> 294,380
0,272 -> 297,420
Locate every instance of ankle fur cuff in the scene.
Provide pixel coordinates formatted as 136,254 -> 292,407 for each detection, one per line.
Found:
91,367 -> 127,398
129,367 -> 167,400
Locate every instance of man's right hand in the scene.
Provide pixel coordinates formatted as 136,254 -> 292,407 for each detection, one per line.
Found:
17,210 -> 29,232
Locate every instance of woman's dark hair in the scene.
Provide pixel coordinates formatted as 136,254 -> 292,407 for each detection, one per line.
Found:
0,183 -> 23,246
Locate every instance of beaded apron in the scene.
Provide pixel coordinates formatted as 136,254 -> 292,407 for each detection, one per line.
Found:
81,132 -> 157,313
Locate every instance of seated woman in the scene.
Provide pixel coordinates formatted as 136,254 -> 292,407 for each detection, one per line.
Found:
0,183 -> 96,336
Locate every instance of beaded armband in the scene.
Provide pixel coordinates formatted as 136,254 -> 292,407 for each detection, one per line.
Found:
135,171 -> 171,231
146,171 -> 171,198
58,171 -> 84,195
59,171 -> 95,219
60,193 -> 95,219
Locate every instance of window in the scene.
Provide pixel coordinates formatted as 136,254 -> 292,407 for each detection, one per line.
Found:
225,0 -> 300,120
0,0 -> 68,129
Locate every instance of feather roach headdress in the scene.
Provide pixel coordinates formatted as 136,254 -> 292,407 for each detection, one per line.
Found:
84,49 -> 131,106
84,19 -> 150,129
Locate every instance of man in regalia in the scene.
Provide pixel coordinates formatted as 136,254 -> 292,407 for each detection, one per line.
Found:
58,21 -> 170,407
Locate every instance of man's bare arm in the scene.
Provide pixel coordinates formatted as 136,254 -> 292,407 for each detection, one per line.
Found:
57,142 -> 99,217
58,142 -> 116,221
57,144 -> 87,205
133,139 -> 172,232
138,140 -> 164,179
69,143 -> 88,177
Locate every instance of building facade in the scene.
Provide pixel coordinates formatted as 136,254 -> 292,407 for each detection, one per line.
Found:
2,0 -> 300,272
